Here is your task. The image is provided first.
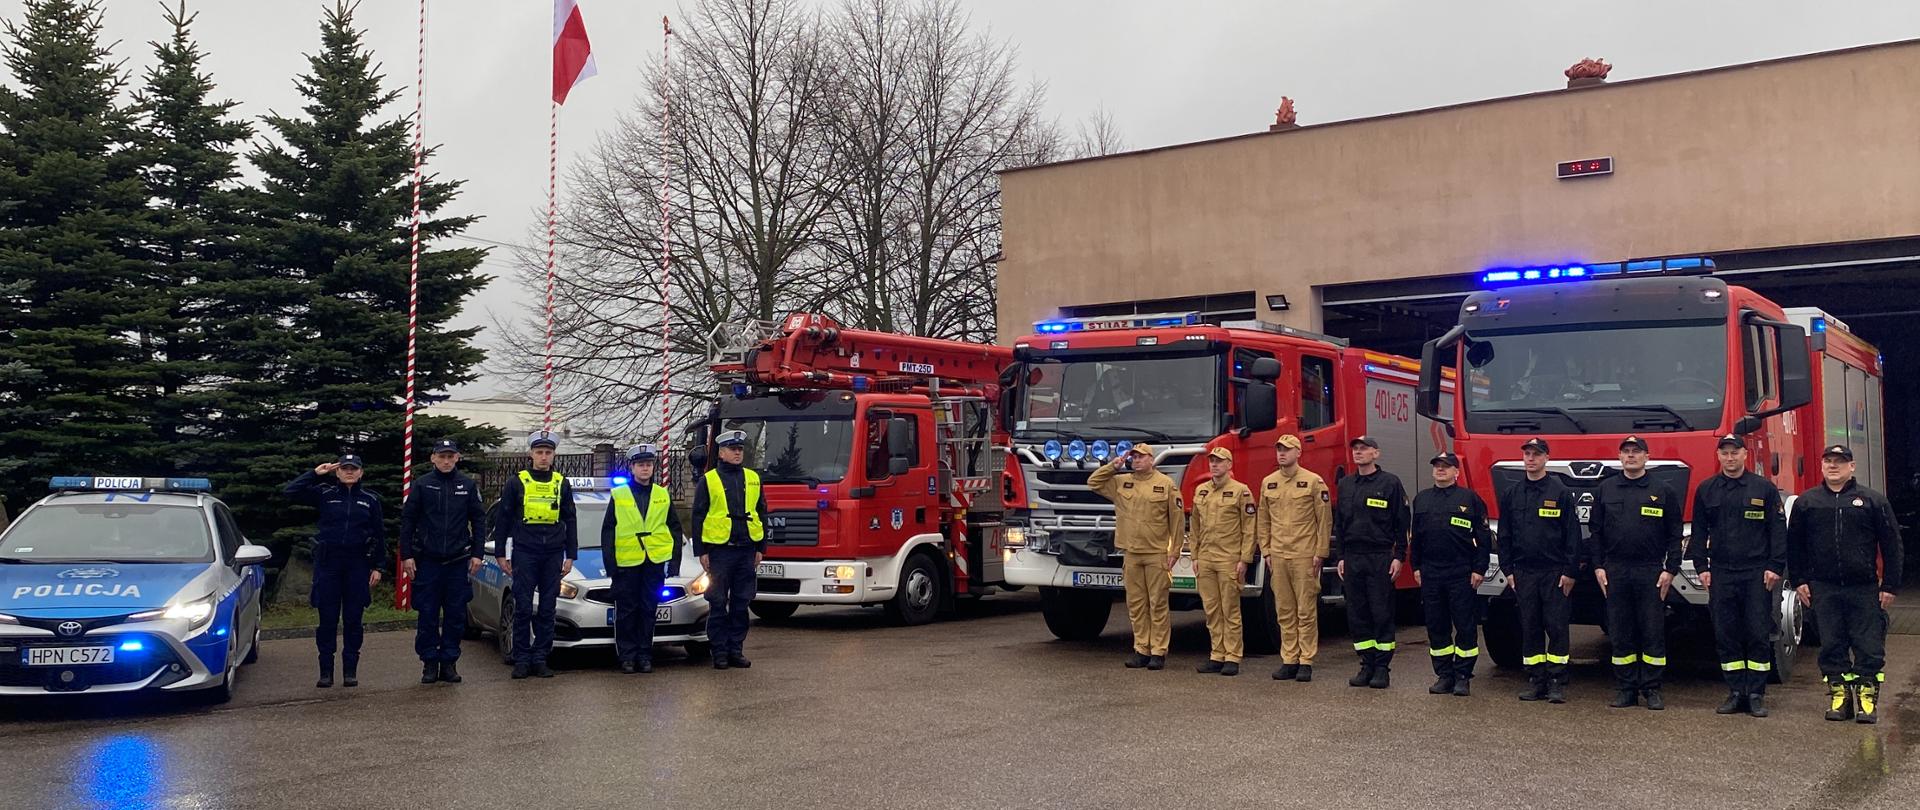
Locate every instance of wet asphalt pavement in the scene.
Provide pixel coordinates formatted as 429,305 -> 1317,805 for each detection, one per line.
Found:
2,593 -> 1916,810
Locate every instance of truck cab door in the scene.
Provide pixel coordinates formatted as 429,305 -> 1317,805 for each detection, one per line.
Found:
861,408 -> 934,558
1294,349 -> 1345,482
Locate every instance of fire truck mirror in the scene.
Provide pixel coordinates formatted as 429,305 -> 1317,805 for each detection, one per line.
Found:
887,416 -> 911,456
888,456 -> 911,477
1775,325 -> 1812,411
1244,381 -> 1278,433
1247,357 -> 1282,382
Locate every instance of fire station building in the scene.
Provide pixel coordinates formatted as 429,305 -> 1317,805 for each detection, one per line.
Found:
995,38 -> 1920,497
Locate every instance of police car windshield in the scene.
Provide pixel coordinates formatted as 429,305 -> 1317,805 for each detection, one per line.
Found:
721,417 -> 853,484
1015,354 -> 1221,441
0,503 -> 215,564
1463,322 -> 1727,431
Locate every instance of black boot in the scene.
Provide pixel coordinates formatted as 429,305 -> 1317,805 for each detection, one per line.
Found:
1857,684 -> 1879,724
1715,692 -> 1744,714
620,660 -> 638,674
1518,676 -> 1547,701
532,662 -> 555,678
511,662 -> 532,679
422,662 -> 440,684
316,656 -> 334,689
712,658 -> 730,670
1124,652 -> 1150,669
1451,679 -> 1471,697
1825,683 -> 1855,721
1746,694 -> 1769,718
727,653 -> 752,669
1368,667 -> 1391,689
1545,683 -> 1565,704
1145,655 -> 1165,671
1196,660 -> 1225,674
341,655 -> 358,688
637,659 -> 653,674
1642,688 -> 1664,711
1294,665 -> 1313,682
1430,677 -> 1456,695
440,661 -> 462,683
1609,689 -> 1638,708
1348,666 -> 1375,688
1273,663 -> 1299,681
1219,662 -> 1239,677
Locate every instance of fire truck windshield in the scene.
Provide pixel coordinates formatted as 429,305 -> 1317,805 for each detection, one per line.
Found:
1014,353 -> 1222,442
1462,322 -> 1727,432
718,416 -> 854,485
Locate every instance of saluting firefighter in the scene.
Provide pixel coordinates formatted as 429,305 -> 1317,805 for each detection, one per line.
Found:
1258,434 -> 1331,683
1087,442 -> 1185,670
286,454 -> 386,688
1587,435 -> 1683,710
693,430 -> 768,670
599,444 -> 685,674
1499,437 -> 1580,704
1789,444 -> 1903,723
1409,451 -> 1490,697
399,439 -> 487,685
1333,435 -> 1410,689
492,430 -> 579,680
1187,447 -> 1257,676
1686,433 -> 1786,717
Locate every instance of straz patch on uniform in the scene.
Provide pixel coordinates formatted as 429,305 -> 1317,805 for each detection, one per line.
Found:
1123,482 -> 1134,489
1743,510 -> 1766,520
1152,486 -> 1166,494
1365,497 -> 1389,509
1641,506 -> 1664,517
1320,491 -> 1330,502
1539,508 -> 1562,518
1296,481 -> 1309,488
1267,482 -> 1280,490
1449,516 -> 1473,529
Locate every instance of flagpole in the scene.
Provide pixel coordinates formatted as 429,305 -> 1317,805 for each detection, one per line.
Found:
543,99 -> 558,433
657,16 -> 673,455
399,0 -> 428,610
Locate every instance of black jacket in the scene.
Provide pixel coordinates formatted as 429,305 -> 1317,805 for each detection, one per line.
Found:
1495,474 -> 1581,580
1588,473 -> 1684,573
1686,471 -> 1785,575
598,478 -> 687,575
1788,479 -> 1903,594
690,461 -> 770,552
491,469 -> 579,559
284,471 -> 386,570
1332,468 -> 1409,559
399,468 -> 486,564
1409,484 -> 1491,575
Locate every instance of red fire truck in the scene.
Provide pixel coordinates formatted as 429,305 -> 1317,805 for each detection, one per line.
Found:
1416,273 -> 1884,681
695,314 -> 1016,625
1001,313 -> 1449,651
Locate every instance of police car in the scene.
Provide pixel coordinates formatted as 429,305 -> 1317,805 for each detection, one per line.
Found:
468,477 -> 710,661
0,477 -> 268,703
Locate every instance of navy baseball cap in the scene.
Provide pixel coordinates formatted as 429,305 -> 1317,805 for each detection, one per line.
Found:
1520,437 -> 1550,454
431,439 -> 461,454
528,430 -> 559,450
1429,452 -> 1460,467
626,443 -> 658,461
1618,435 -> 1647,451
1822,444 -> 1854,461
1349,435 -> 1380,449
1716,434 -> 1744,449
336,454 -> 364,468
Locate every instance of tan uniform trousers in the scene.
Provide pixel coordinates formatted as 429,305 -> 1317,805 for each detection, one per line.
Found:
1271,556 -> 1322,665
1122,552 -> 1172,656
1195,561 -> 1244,663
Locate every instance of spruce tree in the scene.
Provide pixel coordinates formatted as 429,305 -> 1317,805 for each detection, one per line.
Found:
246,1 -> 496,551
0,0 -> 156,503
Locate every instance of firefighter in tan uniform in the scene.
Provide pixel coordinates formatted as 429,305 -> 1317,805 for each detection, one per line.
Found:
1086,443 -> 1185,670
1188,447 -> 1258,676
1257,434 -> 1332,682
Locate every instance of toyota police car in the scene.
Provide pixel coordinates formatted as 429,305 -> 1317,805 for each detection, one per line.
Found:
0,476 -> 268,703
468,477 -> 710,662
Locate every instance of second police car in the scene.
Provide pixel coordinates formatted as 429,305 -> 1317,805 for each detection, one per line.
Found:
467,476 -> 711,661
0,476 -> 269,703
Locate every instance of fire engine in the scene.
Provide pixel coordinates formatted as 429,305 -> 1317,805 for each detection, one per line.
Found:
694,314 -> 1016,625
1001,312 -> 1450,651
1416,272 -> 1885,681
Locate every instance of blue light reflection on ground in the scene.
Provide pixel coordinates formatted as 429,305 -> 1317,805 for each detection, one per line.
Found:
80,734 -> 164,809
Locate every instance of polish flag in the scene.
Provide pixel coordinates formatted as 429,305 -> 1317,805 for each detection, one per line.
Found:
553,0 -> 596,105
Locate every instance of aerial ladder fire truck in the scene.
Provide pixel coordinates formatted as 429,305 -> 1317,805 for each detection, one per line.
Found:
692,313 -> 1019,625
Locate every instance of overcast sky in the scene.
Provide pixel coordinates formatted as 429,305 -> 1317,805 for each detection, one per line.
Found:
5,0 -> 1917,398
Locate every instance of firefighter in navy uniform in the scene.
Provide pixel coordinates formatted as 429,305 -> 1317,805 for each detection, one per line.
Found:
1409,452 -> 1490,697
399,439 -> 487,685
492,431 -> 579,680
693,430 -> 768,670
1686,434 -> 1786,717
1333,435 -> 1410,690
285,454 -> 386,688
599,444 -> 685,674
1498,437 -> 1580,704
1587,436 -> 1684,710
1788,445 -> 1903,723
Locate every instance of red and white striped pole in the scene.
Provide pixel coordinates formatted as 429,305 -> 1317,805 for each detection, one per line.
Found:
543,99 -> 559,433
657,16 -> 674,454
398,0 -> 428,610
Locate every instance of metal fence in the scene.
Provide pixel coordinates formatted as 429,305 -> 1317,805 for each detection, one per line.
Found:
468,445 -> 697,503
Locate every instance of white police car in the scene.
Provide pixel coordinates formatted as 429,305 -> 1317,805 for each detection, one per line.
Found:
468,477 -> 710,661
0,477 -> 268,703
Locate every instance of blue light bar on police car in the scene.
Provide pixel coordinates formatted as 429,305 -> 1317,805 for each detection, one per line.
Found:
50,476 -> 212,492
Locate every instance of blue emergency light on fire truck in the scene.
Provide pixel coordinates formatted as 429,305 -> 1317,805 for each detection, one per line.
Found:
0,476 -> 269,703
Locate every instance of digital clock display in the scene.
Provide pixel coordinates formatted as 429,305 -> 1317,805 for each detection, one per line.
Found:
1557,157 -> 1613,179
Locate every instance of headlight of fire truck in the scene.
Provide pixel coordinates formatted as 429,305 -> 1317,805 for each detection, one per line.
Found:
1005,526 -> 1028,549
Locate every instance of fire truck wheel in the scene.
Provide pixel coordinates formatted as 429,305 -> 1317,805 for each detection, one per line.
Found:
1768,580 -> 1802,684
884,552 -> 943,626
1482,598 -> 1522,669
1241,578 -> 1280,656
749,601 -> 799,622
1040,586 -> 1112,641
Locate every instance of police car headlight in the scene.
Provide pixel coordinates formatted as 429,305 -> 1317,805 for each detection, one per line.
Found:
557,581 -> 580,600
687,573 -> 710,596
133,594 -> 217,630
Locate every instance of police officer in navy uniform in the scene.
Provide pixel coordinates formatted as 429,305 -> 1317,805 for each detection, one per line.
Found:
1587,435 -> 1683,710
1788,444 -> 1903,723
399,439 -> 486,684
285,454 -> 386,688
599,444 -> 685,674
1687,433 -> 1786,717
492,430 -> 579,679
692,429 -> 768,670
1409,451 -> 1491,697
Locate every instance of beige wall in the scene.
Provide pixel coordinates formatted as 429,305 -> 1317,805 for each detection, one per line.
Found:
997,41 -> 1920,342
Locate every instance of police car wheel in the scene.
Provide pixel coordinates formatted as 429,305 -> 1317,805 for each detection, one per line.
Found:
749,601 -> 799,622
496,592 -> 516,663
198,640 -> 238,705
1482,598 -> 1523,669
242,625 -> 261,665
